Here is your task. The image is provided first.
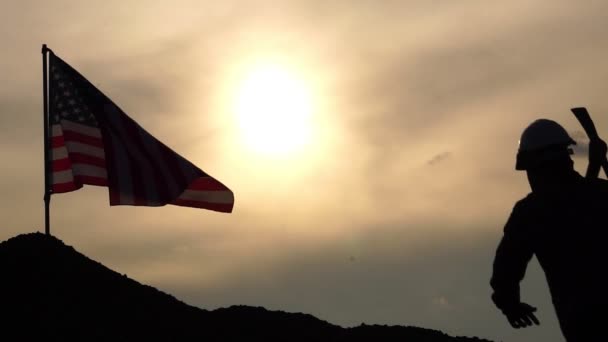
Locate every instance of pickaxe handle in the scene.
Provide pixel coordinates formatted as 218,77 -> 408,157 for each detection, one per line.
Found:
571,107 -> 608,178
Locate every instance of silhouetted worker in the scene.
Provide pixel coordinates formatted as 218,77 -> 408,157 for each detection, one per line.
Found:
490,119 -> 608,341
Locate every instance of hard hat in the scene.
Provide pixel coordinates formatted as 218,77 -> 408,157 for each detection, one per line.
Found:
515,119 -> 576,170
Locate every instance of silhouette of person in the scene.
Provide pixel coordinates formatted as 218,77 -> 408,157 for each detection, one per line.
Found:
490,119 -> 608,341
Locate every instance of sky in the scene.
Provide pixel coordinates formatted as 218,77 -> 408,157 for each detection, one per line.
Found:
2,1 -> 608,341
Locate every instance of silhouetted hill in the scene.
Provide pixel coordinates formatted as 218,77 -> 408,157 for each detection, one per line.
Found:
0,233 -> 493,341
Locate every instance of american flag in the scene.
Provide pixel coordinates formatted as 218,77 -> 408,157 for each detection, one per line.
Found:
48,52 -> 234,213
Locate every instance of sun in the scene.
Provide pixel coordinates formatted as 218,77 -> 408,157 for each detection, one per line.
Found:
233,63 -> 314,156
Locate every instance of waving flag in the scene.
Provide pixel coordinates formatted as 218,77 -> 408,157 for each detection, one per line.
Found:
47,51 -> 234,213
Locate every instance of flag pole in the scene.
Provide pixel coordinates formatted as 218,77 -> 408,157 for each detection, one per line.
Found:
42,44 -> 51,236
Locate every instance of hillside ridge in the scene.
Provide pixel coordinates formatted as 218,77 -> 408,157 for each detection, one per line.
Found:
0,232 -> 492,341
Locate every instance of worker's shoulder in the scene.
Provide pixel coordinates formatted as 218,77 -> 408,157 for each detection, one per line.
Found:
584,176 -> 608,189
511,175 -> 608,209
512,189 -> 557,212
511,192 -> 538,214
580,177 -> 608,197
515,193 -> 534,205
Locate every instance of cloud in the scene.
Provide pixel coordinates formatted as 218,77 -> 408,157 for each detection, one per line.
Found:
568,130 -> 591,159
569,130 -> 588,142
2,2 -> 607,342
427,152 -> 452,166
432,296 -> 452,310
571,143 -> 589,159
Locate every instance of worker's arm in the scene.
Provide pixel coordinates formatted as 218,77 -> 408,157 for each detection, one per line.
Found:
490,201 -> 540,328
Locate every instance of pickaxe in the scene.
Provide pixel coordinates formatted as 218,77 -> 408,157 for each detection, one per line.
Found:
571,107 -> 608,178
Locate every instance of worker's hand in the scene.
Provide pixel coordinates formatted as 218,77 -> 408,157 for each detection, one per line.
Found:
503,302 -> 540,329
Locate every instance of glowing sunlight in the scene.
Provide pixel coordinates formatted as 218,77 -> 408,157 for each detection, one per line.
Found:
233,63 -> 314,156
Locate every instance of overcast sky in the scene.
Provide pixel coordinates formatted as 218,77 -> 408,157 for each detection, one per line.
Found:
3,1 -> 608,341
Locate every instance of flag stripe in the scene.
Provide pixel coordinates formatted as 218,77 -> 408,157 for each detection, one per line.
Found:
53,164 -> 107,181
72,164 -> 107,179
51,176 -> 107,193
60,119 -> 102,138
51,124 -> 63,137
51,146 -> 69,160
52,158 -> 72,172
176,190 -> 234,204
53,169 -> 75,183
186,177 -> 231,191
171,199 -> 234,212
53,182 -> 81,193
69,153 -> 106,168
62,130 -> 104,148
52,122 -> 102,144
52,155 -> 105,171
77,175 -> 108,186
63,141 -> 105,159
51,136 -> 65,148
